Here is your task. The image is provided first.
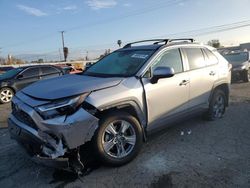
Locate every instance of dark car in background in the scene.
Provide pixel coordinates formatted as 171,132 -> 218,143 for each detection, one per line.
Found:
62,66 -> 83,74
222,51 -> 250,82
0,65 -> 64,103
0,66 -> 14,74
85,62 -> 96,70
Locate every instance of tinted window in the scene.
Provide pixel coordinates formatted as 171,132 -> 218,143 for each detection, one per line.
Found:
185,48 -> 206,70
41,66 -> 59,75
204,49 -> 218,65
85,50 -> 154,77
152,49 -> 183,73
22,68 -> 39,78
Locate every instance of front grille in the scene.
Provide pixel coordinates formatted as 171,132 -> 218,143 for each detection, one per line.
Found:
12,103 -> 38,130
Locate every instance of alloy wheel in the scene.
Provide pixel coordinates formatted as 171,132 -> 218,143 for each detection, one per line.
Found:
0,88 -> 13,103
102,120 -> 136,159
212,95 -> 225,119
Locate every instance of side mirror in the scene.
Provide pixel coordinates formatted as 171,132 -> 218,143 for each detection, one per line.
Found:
151,66 -> 175,84
16,74 -> 23,79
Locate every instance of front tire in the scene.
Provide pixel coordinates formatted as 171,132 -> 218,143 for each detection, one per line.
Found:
0,87 -> 14,104
205,89 -> 226,121
93,111 -> 143,166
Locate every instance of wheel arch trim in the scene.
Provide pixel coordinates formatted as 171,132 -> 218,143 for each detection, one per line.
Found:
86,100 -> 147,141
210,82 -> 230,106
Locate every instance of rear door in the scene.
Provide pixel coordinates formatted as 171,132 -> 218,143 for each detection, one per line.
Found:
15,67 -> 40,90
182,47 -> 216,109
40,66 -> 62,80
203,48 -> 219,86
142,48 -> 190,131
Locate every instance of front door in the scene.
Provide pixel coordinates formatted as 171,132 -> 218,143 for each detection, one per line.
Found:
15,67 -> 40,90
142,48 -> 189,131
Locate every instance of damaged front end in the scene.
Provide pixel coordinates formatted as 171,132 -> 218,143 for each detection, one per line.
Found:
8,93 -> 99,173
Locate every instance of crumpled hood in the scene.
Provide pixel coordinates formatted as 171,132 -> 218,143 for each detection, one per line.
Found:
22,74 -> 123,100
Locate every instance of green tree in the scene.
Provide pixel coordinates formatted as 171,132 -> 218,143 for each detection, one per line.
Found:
208,40 -> 221,48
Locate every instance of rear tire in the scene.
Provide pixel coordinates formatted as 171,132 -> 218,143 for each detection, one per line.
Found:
0,87 -> 14,104
205,89 -> 226,121
93,111 -> 143,166
242,69 -> 250,82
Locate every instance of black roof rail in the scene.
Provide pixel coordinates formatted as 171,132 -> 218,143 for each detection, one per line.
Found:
123,39 -> 169,48
123,38 -> 195,48
167,38 -> 195,44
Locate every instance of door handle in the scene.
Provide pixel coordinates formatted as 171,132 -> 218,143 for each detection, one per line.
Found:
179,80 -> 189,86
209,71 -> 216,76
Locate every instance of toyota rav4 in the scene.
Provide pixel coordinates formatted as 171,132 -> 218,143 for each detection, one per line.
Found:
8,39 -> 231,172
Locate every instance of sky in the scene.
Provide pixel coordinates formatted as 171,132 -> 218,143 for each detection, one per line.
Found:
1,0 -> 250,61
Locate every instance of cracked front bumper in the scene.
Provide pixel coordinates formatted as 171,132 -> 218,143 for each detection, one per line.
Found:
8,95 -> 99,163
8,118 -> 70,169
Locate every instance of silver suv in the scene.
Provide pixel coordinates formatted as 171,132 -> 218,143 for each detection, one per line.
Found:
8,39 -> 231,171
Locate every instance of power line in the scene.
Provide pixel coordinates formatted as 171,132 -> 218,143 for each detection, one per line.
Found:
14,20 -> 250,61
11,19 -> 250,58
62,20 -> 250,50
154,20 -> 250,38
3,0 -> 250,57
3,0 -> 186,49
67,0 -> 186,32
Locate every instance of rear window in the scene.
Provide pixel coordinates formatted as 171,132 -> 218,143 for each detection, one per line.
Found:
185,48 -> 206,70
204,49 -> 218,65
41,66 -> 60,75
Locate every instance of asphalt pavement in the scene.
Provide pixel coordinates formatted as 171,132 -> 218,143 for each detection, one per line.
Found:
0,82 -> 250,187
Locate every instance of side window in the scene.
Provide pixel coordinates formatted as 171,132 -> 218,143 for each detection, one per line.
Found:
185,48 -> 206,70
204,49 -> 218,65
21,68 -> 39,78
41,67 -> 59,75
152,48 -> 183,74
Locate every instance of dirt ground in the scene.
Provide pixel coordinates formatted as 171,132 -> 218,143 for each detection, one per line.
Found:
0,82 -> 250,188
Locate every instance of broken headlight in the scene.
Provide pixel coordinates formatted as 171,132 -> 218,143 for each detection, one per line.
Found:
36,93 -> 89,119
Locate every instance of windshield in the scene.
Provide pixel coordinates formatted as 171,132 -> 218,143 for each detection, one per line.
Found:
223,52 -> 249,65
0,68 -> 23,79
84,50 -> 154,77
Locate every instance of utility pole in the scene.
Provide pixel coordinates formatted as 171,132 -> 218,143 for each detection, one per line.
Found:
60,31 -> 65,49
60,31 -> 68,62
86,51 -> 89,61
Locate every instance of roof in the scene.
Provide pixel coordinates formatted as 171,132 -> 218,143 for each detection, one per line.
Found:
117,44 -> 162,51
